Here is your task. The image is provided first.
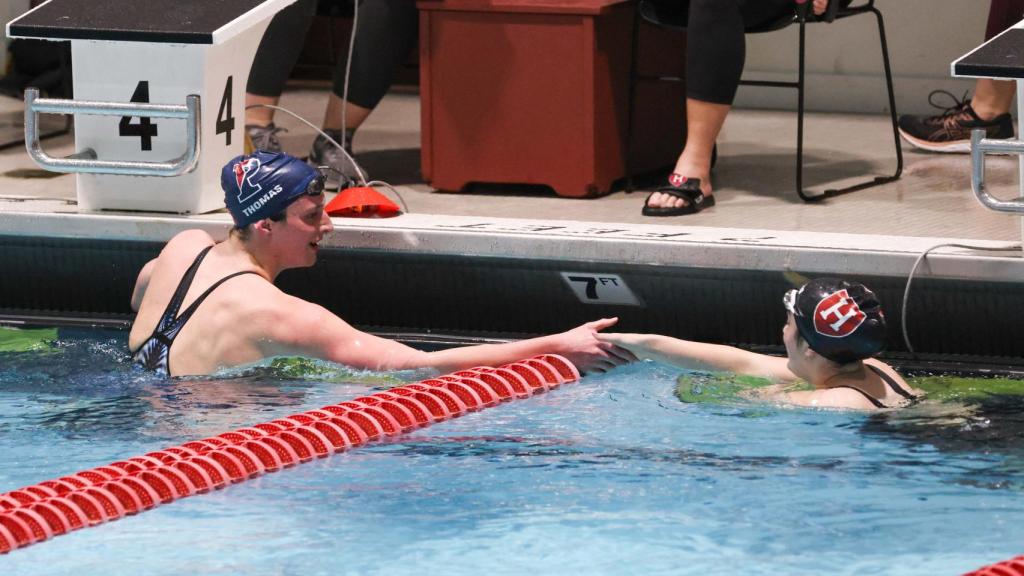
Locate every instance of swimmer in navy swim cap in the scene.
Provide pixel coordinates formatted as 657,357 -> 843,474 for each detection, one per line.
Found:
599,278 -> 921,410
128,151 -> 634,377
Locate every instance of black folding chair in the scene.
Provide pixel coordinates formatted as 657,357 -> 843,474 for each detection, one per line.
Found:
627,0 -> 902,201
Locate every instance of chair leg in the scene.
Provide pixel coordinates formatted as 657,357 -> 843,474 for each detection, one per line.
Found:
799,6 -> 904,201
796,18 -> 814,201
873,5 -> 904,181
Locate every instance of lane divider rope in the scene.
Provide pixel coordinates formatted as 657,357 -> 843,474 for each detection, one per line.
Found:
964,555 -> 1024,576
0,354 -> 579,553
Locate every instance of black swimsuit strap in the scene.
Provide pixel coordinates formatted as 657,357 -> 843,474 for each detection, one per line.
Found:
131,244 -> 256,358
834,366 -> 917,408
154,245 -> 214,331
171,270 -> 260,327
866,365 -> 917,400
131,270 -> 260,375
833,385 -> 886,408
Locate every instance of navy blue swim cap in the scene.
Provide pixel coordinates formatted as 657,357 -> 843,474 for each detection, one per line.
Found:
222,151 -> 320,228
783,278 -> 887,364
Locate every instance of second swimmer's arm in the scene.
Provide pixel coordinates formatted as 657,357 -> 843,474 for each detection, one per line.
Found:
597,333 -> 795,381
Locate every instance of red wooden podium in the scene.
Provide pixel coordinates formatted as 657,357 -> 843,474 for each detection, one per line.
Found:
418,0 -> 685,198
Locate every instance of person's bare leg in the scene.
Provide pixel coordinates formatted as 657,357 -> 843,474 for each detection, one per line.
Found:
647,98 -> 730,210
971,78 -> 1016,121
322,93 -> 373,132
245,94 -> 280,127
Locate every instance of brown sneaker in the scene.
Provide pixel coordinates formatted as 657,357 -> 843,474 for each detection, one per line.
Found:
898,90 -> 1014,153
245,123 -> 286,153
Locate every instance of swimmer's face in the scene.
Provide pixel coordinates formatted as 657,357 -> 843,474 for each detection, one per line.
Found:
279,194 -> 333,267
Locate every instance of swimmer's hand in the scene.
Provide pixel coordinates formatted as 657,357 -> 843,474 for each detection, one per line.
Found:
812,0 -> 828,16
551,318 -> 637,374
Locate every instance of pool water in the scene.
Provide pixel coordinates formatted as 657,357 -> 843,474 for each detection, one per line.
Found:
2,327 -> 1023,575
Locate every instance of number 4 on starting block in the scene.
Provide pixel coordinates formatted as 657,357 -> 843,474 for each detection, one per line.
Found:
7,0 -> 298,214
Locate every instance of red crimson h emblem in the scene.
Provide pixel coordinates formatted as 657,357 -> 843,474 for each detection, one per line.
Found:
812,289 -> 865,337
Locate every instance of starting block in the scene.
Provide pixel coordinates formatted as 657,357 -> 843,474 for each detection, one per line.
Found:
7,0 -> 297,214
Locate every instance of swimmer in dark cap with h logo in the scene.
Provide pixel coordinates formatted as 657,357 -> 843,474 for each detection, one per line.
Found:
129,151 -> 633,377
599,278 -> 921,410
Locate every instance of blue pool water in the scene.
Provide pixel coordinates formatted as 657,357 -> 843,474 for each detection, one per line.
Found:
2,328 -> 1023,575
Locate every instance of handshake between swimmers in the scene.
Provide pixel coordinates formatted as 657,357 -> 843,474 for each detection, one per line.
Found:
128,151 -> 917,410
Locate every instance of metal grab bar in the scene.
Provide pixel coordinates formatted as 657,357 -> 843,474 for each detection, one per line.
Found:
971,128 -> 1024,214
24,88 -> 201,177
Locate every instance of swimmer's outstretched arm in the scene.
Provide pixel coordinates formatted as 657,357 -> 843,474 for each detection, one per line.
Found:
596,333 -> 795,381
273,302 -> 633,374
422,318 -> 636,374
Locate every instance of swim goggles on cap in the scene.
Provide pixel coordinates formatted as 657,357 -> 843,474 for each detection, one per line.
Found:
783,288 -> 799,316
306,170 -> 327,196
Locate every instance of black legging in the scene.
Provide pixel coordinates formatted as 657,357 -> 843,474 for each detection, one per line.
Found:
246,0 -> 418,110
246,0 -> 316,98
986,0 -> 1024,40
686,0 -> 796,105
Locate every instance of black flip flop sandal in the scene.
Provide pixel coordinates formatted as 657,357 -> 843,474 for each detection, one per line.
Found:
641,177 -> 715,217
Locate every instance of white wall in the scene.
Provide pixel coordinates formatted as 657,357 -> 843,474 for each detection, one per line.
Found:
738,0 -> 992,115
2,0 -> 34,73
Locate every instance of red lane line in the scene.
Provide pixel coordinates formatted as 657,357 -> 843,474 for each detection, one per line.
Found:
0,355 -> 576,553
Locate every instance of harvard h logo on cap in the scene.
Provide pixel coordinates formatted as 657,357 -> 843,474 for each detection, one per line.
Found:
813,289 -> 866,338
234,157 -> 262,204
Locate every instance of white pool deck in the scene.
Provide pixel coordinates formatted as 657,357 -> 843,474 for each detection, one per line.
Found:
0,87 -> 1022,283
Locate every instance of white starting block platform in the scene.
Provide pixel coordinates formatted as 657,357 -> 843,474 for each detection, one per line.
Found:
7,0 -> 295,214
952,22 -> 1024,236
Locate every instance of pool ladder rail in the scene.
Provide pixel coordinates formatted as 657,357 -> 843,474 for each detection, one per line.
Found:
23,88 -> 201,177
0,355 -> 578,554
971,128 -> 1024,214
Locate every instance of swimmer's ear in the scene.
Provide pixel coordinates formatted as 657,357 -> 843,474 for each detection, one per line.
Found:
794,334 -> 815,360
802,342 -> 823,364
256,218 -> 274,234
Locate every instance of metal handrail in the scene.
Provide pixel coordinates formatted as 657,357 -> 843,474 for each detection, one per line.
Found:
971,129 -> 1024,214
24,88 -> 201,177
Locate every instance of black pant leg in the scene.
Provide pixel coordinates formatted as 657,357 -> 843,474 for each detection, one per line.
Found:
246,0 -> 318,97
685,0 -> 793,105
334,0 -> 418,110
986,0 -> 1024,40
685,0 -> 746,105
